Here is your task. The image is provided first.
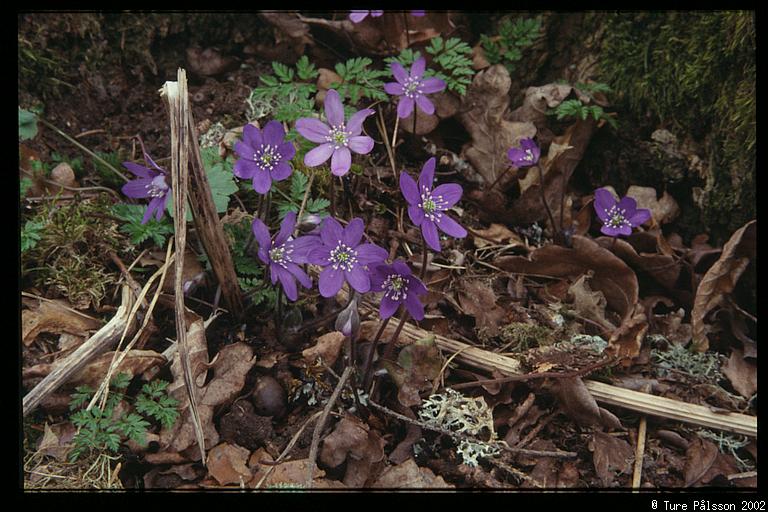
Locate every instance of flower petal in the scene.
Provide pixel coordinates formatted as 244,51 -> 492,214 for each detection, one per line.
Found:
420,77 -> 445,94
275,211 -> 297,246
411,56 -> 426,80
404,293 -> 425,321
233,158 -> 258,179
279,141 -> 296,161
432,183 -> 463,209
319,266 -> 344,298
262,120 -> 285,147
243,124 -> 263,148
270,161 -> 292,182
617,196 -> 638,215
252,218 -> 272,253
324,89 -> 345,128
356,243 -> 388,266
392,259 -> 413,277
342,217 -> 364,247
296,118 -> 331,143
345,265 -> 371,294
593,188 -> 617,222
330,147 -> 351,176
628,208 -> 652,227
368,263 -> 389,289
308,245 -> 331,266
286,262 -> 312,289
379,295 -> 400,319
390,60 -> 409,84
435,213 -> 467,239
384,82 -> 405,96
415,94 -> 435,115
289,235 -> 319,263
252,169 -> 272,194
234,140 -> 256,160
155,194 -> 169,222
143,152 -> 165,173
400,171 -> 419,205
348,136 -> 374,155
421,220 -> 441,252
276,267 -> 298,301
122,162 -> 155,179
347,108 -> 375,136
410,10 -> 425,16
320,217 -> 344,247
142,196 -> 163,225
408,204 -> 425,226
418,157 -> 436,193
397,97 -> 414,119
304,143 -> 334,167
349,10 -> 368,23
122,178 -> 153,199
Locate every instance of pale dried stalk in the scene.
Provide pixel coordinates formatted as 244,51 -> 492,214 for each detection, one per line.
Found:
22,285 -> 134,416
632,415 -> 647,492
162,69 -> 207,464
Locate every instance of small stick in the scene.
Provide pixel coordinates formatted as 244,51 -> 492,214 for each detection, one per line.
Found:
537,164 -> 558,236
305,365 -> 353,488
632,415 -> 648,492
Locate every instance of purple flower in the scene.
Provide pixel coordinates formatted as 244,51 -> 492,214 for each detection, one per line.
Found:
400,157 -> 467,252
348,10 -> 383,23
252,211 -> 316,301
307,217 -> 388,297
410,10 -> 426,16
507,138 -> 540,168
593,188 -> 652,237
233,121 -> 295,194
295,89 -> 375,177
384,57 -> 446,118
370,260 -> 428,320
121,151 -> 172,225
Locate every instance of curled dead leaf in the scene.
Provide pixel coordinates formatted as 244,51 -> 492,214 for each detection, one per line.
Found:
372,458 -> 453,488
607,304 -> 648,364
721,348 -> 756,399
626,185 -> 680,225
206,442 -> 252,486
319,415 -> 385,488
22,300 -> 103,346
382,335 -> 443,408
691,220 -> 755,351
457,279 -> 507,336
596,236 -> 681,292
568,273 -> 615,331
684,437 -> 719,487
302,331 -> 345,368
590,430 -> 634,487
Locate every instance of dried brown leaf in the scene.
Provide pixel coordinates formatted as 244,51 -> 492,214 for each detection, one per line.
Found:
625,185 -> 680,225
511,83 -> 573,128
683,437 -> 719,487
496,235 -> 638,324
37,422 -> 76,462
597,237 -> 681,292
472,223 -> 526,250
22,301 -> 102,346
457,279 -> 506,336
302,332 -> 345,369
372,458 -> 453,488
692,220 -> 756,351
319,415 -> 385,487
206,442 -> 252,486
591,430 -> 634,487
568,273 -> 615,331
382,335 -> 443,408
607,304 -> 648,363
70,350 -> 165,389
721,348 -> 757,399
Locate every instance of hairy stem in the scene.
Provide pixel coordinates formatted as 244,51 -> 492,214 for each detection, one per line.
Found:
362,315 -> 393,391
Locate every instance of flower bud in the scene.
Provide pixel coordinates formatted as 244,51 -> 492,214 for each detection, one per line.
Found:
335,294 -> 361,338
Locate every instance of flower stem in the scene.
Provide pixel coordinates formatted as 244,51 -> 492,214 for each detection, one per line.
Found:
402,11 -> 411,48
361,315 -> 392,390
412,109 -> 417,138
537,164 -> 558,237
330,174 -> 337,218
275,287 -> 284,342
381,309 -> 411,363
419,232 -> 429,282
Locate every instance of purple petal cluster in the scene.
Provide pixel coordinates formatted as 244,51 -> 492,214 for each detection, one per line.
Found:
252,211 -> 316,301
308,217 -> 388,297
400,157 -> 466,252
593,188 -> 651,237
370,260 -> 427,320
121,151 -> 172,224
296,89 -> 375,176
507,137 -> 540,168
384,57 -> 446,118
234,121 -> 295,194
348,10 -> 383,23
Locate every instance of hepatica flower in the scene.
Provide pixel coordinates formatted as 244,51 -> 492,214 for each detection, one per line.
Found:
507,137 -> 540,168
348,10 -> 383,22
385,57 -> 446,118
400,157 -> 467,252
296,89 -> 375,176
308,217 -> 388,297
593,187 -> 652,237
121,151 -> 171,224
252,211 -> 316,301
234,120 -> 295,194
370,260 -> 428,320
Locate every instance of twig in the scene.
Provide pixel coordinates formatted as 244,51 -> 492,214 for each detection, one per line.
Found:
632,415 -> 648,492
367,400 -> 577,459
37,117 -> 129,183
254,410 -> 323,489
305,365 -> 353,488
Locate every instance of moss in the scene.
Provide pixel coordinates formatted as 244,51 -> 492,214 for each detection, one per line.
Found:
478,322 -> 557,350
24,195 -> 129,309
597,11 -> 755,242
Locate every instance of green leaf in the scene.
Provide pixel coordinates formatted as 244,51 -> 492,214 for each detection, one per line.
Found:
21,219 -> 45,252
111,372 -> 132,390
19,108 -> 38,140
112,203 -> 174,247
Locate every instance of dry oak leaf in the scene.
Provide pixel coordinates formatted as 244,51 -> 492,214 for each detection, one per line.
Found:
206,442 -> 252,486
691,219 -> 756,351
456,279 -> 507,336
70,349 -> 165,389
552,377 -> 623,430
606,303 -> 648,364
302,331 -> 345,368
510,83 -> 573,128
319,415 -> 385,488
36,422 -> 77,462
625,185 -> 680,225
495,235 -> 639,325
22,300 -> 102,346
597,237 -> 681,292
472,223 -> 526,250
372,458 -> 453,488
683,436 -> 719,487
721,348 -> 757,399
567,273 -> 615,331
590,430 -> 634,487
382,334 -> 444,408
